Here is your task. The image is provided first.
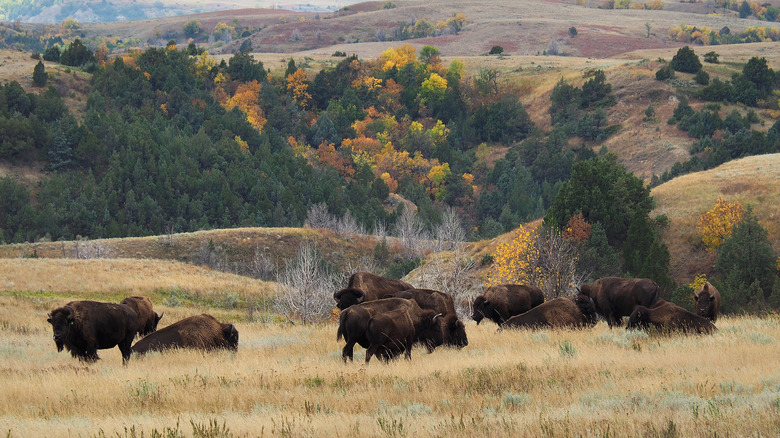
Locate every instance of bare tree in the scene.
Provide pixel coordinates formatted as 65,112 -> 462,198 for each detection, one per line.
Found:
250,244 -> 276,280
372,220 -> 389,241
274,242 -> 337,324
335,210 -> 365,236
394,207 -> 429,257
304,203 -> 335,230
534,227 -> 589,299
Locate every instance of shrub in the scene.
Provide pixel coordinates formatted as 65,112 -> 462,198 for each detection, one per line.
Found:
703,51 -> 719,63
670,46 -> 702,73
489,46 -> 504,55
655,64 -> 675,80
694,70 -> 710,85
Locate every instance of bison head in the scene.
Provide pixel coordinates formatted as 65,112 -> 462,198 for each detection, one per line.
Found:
694,284 -> 714,318
47,305 -> 76,351
152,312 -> 164,332
443,315 -> 468,349
333,288 -> 366,310
222,324 -> 239,351
471,296 -> 491,325
574,294 -> 598,326
627,306 -> 650,330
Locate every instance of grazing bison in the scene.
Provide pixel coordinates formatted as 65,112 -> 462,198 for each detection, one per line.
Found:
627,301 -> 717,334
501,294 -> 598,329
694,282 -> 721,322
365,307 -> 441,364
471,284 -> 545,325
579,277 -> 659,327
132,314 -> 239,354
120,296 -> 163,337
47,300 -> 138,364
333,272 -> 414,310
382,288 -> 468,349
337,298 -> 418,361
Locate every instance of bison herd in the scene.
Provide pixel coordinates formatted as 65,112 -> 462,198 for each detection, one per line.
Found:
46,272 -> 721,365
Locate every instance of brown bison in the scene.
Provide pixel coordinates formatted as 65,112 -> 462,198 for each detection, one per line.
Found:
333,271 -> 414,310
579,277 -> 659,327
47,300 -> 139,364
382,288 -> 468,349
336,297 -> 418,361
627,301 -> 717,334
365,307 -> 441,364
471,284 -> 545,325
501,294 -> 598,329
694,282 -> 721,322
120,296 -> 163,337
131,314 -> 239,354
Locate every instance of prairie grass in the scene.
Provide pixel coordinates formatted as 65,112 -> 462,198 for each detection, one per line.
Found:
1,291 -> 779,437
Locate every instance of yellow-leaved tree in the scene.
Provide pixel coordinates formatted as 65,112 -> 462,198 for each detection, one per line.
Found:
697,197 -> 745,252
286,69 -> 311,108
486,225 -> 541,287
221,80 -> 266,133
379,45 -> 417,71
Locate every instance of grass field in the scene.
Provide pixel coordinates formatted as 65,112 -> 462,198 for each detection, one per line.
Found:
1,260 -> 779,437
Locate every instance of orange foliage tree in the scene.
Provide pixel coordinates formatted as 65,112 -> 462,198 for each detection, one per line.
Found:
563,213 -> 592,243
220,80 -> 266,132
286,69 -> 312,108
697,197 -> 745,251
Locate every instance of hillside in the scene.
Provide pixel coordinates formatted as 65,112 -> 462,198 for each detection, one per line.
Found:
651,153 -> 780,283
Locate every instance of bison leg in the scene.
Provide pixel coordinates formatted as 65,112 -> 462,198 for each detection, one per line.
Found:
365,345 -> 379,364
119,342 -> 133,365
342,340 -> 356,362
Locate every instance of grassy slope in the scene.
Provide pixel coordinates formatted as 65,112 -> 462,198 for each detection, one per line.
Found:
651,153 -> 780,283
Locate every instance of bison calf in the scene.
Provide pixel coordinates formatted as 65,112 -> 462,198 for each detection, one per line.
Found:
472,284 -> 545,325
501,294 -> 598,330
132,314 -> 239,354
120,296 -> 163,337
627,302 -> 717,334
694,282 -> 721,322
47,300 -> 139,364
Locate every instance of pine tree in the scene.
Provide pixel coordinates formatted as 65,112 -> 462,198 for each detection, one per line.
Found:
33,60 -> 47,87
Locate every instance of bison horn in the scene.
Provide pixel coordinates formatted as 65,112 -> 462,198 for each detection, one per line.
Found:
432,313 -> 443,321
354,289 -> 366,303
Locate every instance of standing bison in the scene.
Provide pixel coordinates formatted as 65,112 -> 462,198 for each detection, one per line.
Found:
333,272 -> 414,310
694,282 -> 721,322
502,294 -> 598,329
382,288 -> 468,349
579,277 -> 659,327
627,301 -> 717,334
132,314 -> 238,355
120,296 -> 163,337
365,307 -> 441,364
471,284 -> 545,325
47,300 -> 138,364
337,298 -> 418,361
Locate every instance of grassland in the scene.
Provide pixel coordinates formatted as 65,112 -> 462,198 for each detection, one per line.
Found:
1,261 -> 779,437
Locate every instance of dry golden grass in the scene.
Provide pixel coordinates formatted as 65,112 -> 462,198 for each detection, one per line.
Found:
652,153 -> 780,282
1,291 -> 779,437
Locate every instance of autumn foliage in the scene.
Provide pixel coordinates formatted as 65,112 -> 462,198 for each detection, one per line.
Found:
219,80 -> 266,132
697,197 -> 745,251
486,224 -> 541,287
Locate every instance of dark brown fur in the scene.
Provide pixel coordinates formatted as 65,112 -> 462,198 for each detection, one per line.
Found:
47,300 -> 138,364
333,272 -> 414,310
471,284 -> 545,325
382,288 -> 468,349
131,314 -> 239,354
336,298 -> 418,361
501,294 -> 598,329
627,302 -> 717,334
120,296 -> 163,337
694,282 -> 721,322
364,308 -> 440,364
579,277 -> 659,327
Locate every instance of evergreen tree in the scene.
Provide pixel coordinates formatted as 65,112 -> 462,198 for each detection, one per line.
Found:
670,46 -> 702,73
33,60 -> 47,87
577,222 -> 620,281
715,210 -> 777,312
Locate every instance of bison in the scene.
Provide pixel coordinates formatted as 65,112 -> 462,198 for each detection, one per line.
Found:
47,300 -> 139,364
471,284 -> 545,325
336,297 -> 418,361
501,294 -> 598,329
120,296 -> 163,337
627,301 -> 717,334
579,277 -> 659,327
382,288 -> 468,349
333,272 -> 414,310
364,307 -> 441,364
131,314 -> 239,355
694,282 -> 721,322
